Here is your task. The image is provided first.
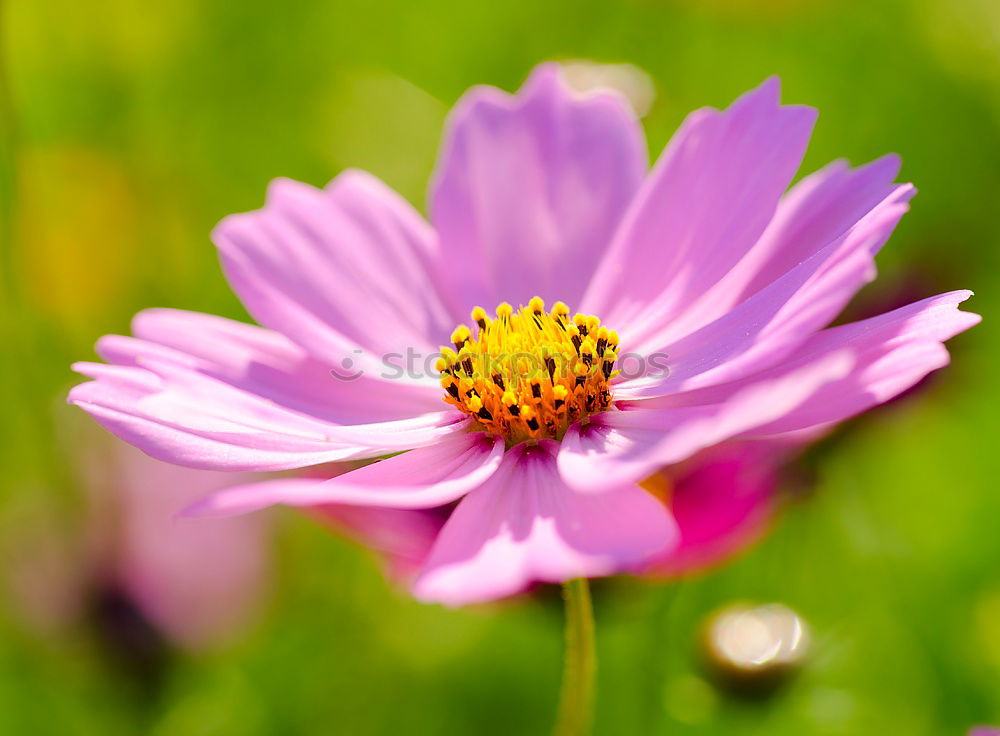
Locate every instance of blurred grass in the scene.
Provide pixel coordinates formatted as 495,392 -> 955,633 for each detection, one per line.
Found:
1,0 -> 998,733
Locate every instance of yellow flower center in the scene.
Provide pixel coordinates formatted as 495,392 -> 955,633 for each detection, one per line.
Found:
437,297 -> 619,445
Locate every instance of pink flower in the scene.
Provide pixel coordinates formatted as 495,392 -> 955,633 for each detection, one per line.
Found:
100,443 -> 271,649
640,441 -> 790,577
6,434 -> 270,651
70,64 -> 979,606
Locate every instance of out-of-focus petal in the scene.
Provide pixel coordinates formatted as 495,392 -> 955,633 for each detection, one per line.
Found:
413,440 -> 677,606
644,443 -> 784,577
185,431 -> 505,515
430,63 -> 647,314
108,444 -> 270,651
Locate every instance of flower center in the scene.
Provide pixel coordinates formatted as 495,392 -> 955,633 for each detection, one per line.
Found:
438,297 -> 619,445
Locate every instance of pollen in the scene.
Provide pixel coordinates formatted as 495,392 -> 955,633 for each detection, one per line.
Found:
438,298 -> 620,444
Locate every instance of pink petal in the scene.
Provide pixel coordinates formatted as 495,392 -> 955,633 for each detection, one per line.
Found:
615,184 -> 913,399
70,358 -> 467,471
639,289 -> 977,413
430,63 -> 647,313
185,431 -> 504,515
412,440 -> 678,606
612,291 -> 980,437
645,155 -> 906,343
644,442 -> 785,577
739,154 -> 903,297
559,352 -> 854,492
739,290 -> 981,436
214,170 -> 458,375
104,308 -> 444,424
582,77 -> 816,334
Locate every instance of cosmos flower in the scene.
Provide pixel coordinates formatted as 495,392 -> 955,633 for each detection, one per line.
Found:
93,442 -> 271,649
70,64 -> 978,606
6,434 -> 269,651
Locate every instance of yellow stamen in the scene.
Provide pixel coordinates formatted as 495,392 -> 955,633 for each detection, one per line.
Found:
438,298 -> 618,445
471,306 -> 488,331
451,325 -> 472,350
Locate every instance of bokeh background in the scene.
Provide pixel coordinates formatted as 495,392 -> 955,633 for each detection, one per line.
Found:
1,0 -> 998,733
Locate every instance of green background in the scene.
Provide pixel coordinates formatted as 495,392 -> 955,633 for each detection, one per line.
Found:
1,0 -> 998,733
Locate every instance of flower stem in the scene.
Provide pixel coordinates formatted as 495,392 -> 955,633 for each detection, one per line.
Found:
554,578 -> 596,736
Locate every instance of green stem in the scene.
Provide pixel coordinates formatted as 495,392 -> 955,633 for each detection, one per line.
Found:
554,578 -> 596,736
645,584 -> 680,733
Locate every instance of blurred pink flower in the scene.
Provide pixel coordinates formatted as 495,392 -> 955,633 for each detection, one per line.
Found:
641,442 -> 790,577
97,443 -> 271,650
8,437 -> 270,651
970,729 -> 1000,736
70,64 -> 978,606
